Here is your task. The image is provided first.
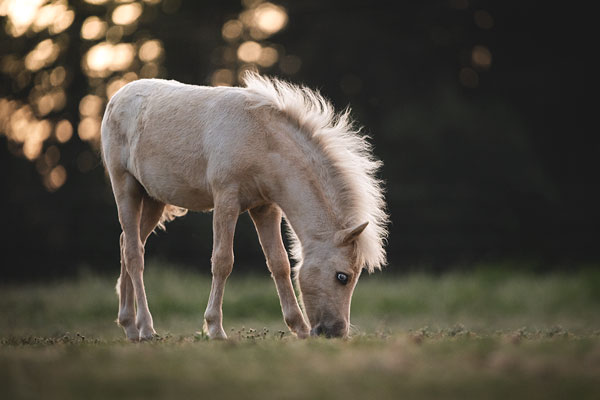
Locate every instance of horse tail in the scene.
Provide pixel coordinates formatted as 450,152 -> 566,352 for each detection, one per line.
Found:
156,204 -> 188,231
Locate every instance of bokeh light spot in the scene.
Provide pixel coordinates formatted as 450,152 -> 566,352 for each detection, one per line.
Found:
112,3 -> 143,25
237,41 -> 262,63
139,40 -> 163,62
0,0 -> 45,37
44,145 -> 60,167
471,45 -> 492,69
105,25 -> 124,43
79,94 -> 104,117
222,19 -> 243,41
85,42 -> 135,77
47,165 -> 67,190
33,2 -> 74,35
23,119 -> 51,160
55,119 -> 73,143
253,3 -> 288,36
78,117 -> 101,141
49,66 -> 67,86
50,8 -> 74,34
81,16 -> 107,40
257,46 -> 278,67
24,39 -> 60,71
211,69 -> 234,86
140,62 -> 159,78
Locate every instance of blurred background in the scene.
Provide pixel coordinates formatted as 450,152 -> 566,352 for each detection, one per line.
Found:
0,0 -> 596,280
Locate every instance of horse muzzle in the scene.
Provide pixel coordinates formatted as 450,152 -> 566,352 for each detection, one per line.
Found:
310,320 -> 347,338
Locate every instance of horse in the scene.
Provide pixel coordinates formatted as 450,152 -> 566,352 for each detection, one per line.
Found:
100,72 -> 388,340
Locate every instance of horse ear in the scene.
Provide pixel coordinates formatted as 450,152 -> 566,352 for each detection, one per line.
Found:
336,222 -> 369,246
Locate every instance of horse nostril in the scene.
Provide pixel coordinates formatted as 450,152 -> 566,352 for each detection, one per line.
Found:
330,321 -> 347,337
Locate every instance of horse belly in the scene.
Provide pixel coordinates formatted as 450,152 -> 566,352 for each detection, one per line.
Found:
132,148 -> 214,211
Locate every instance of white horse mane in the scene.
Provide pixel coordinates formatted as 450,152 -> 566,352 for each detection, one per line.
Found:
243,72 -> 389,273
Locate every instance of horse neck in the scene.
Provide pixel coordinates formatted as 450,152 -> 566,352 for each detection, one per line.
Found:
273,169 -> 339,251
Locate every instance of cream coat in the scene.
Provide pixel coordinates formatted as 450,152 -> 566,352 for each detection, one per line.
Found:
101,73 -> 388,340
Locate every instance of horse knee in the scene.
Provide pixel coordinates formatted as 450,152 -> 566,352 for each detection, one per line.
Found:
211,250 -> 234,277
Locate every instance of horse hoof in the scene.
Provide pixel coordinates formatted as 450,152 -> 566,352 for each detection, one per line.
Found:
139,329 -> 159,341
295,329 -> 310,339
207,329 -> 228,340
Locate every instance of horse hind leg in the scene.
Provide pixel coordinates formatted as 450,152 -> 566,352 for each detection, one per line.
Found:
117,193 -> 165,340
112,171 -> 164,340
117,232 -> 138,340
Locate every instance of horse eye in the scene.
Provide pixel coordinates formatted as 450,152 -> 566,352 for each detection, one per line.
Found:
336,272 -> 348,285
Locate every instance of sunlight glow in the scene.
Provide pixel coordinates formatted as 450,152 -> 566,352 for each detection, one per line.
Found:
211,69 -> 234,86
471,45 -> 492,69
55,119 -> 73,143
106,25 -> 124,43
78,117 -> 101,141
85,42 -> 135,77
50,7 -> 74,34
8,104 -> 33,143
36,93 -> 54,116
49,66 -> 66,86
237,41 -> 262,63
79,94 -> 104,117
46,164 -> 67,190
24,39 -> 60,71
257,46 -> 278,67
81,16 -> 107,40
106,72 -> 137,99
222,19 -> 243,41
23,119 -> 52,160
33,2 -> 74,35
214,1 -> 292,85
0,0 -> 45,37
139,62 -> 158,78
253,2 -> 287,35
112,3 -> 143,25
44,145 -> 60,167
138,40 -> 163,62
0,0 -> 168,190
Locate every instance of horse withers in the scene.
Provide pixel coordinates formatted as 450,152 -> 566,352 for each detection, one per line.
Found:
101,72 -> 388,340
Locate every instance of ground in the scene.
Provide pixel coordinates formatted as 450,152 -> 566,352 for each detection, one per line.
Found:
1,264 -> 599,399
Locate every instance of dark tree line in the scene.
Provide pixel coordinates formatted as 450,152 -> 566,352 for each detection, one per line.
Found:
1,0 -> 596,280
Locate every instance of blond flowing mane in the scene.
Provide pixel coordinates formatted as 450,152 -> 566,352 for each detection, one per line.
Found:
243,72 -> 389,272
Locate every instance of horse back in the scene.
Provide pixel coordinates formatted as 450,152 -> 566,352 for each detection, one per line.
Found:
101,79 -> 278,211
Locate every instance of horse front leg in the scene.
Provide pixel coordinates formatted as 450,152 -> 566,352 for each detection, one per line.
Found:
250,204 -> 310,338
203,191 -> 240,339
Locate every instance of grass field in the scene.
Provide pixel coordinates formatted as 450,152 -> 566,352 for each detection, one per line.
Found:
2,264 -> 600,399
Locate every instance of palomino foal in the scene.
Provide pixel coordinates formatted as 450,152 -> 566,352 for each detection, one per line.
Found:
101,73 -> 388,340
